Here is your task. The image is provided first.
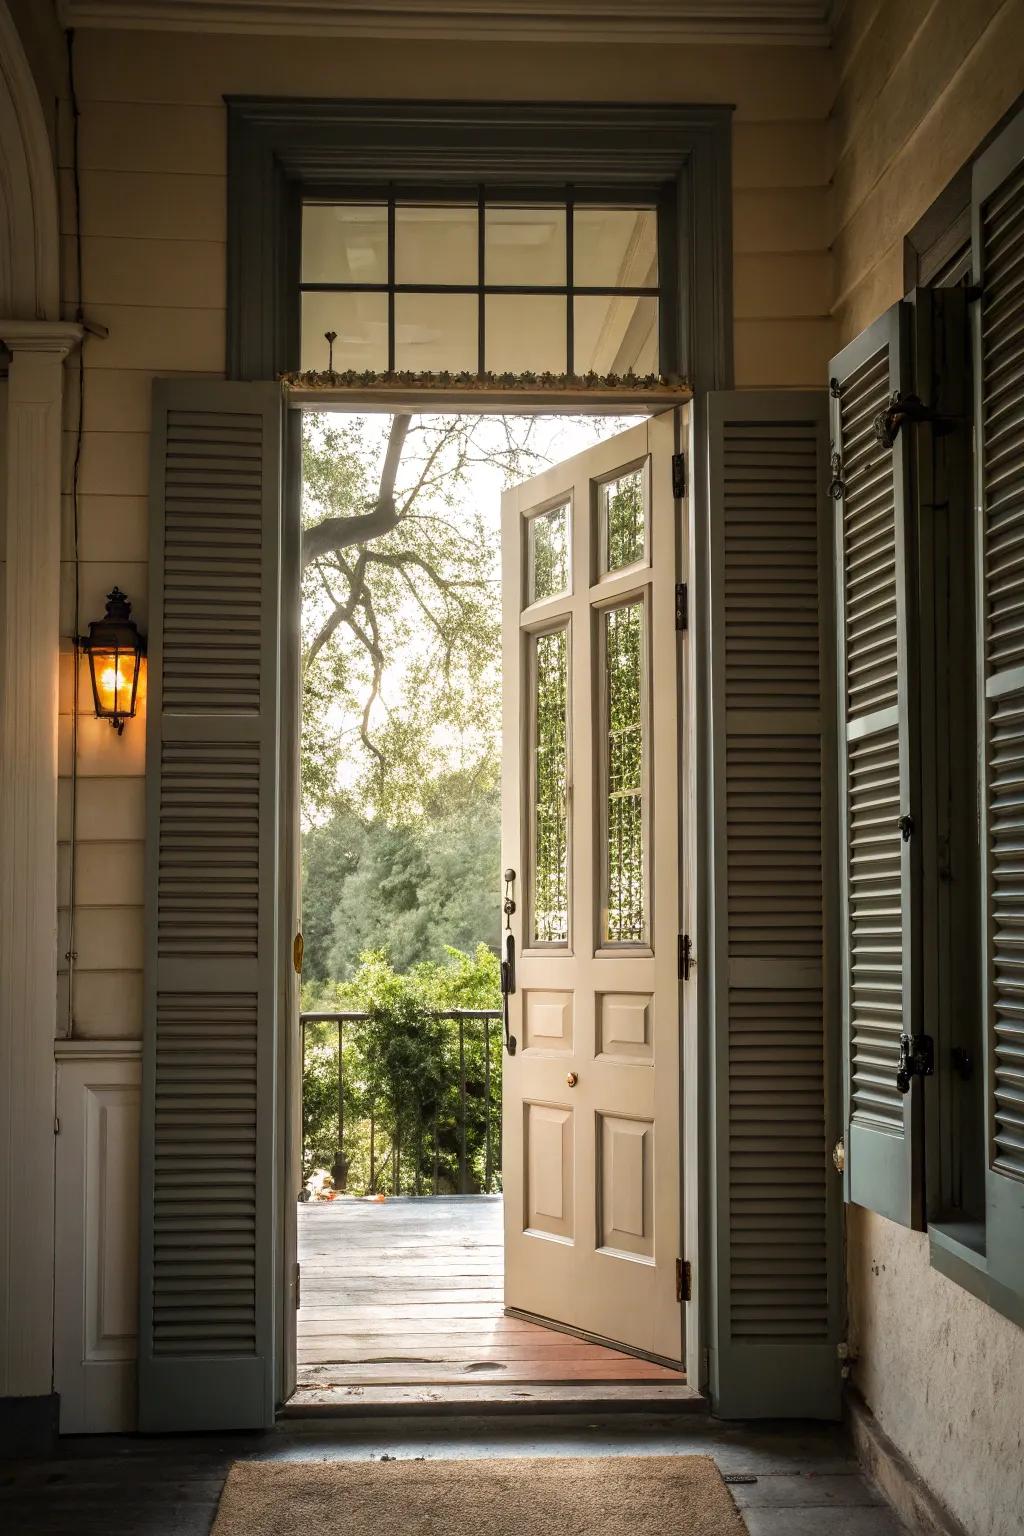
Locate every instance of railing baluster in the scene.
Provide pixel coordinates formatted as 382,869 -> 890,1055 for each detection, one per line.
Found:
484,1016 -> 492,1193
299,1007 -> 500,1199
459,1016 -> 467,1195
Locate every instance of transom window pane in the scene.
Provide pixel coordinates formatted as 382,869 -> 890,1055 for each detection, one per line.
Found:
602,600 -> 646,946
394,292 -> 477,372
486,294 -> 566,375
299,195 -> 662,374
485,206 -> 566,286
531,626 -> 570,945
301,291 -> 388,374
599,465 -> 647,573
395,204 -> 478,286
527,503 -> 570,604
575,296 -> 658,376
302,203 -> 388,284
574,207 -> 658,288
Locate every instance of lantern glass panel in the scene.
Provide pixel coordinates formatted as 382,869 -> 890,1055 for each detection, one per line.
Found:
91,646 -> 140,717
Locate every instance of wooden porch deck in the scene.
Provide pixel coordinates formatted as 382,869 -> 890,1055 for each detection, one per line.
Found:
294,1196 -> 685,1398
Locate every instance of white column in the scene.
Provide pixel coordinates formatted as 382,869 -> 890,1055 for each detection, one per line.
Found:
0,320 -> 82,1400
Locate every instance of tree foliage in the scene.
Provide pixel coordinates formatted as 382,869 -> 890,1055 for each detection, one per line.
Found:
301,946 -> 501,1194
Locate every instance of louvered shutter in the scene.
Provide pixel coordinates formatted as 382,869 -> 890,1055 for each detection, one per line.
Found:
707,391 -> 841,1418
830,305 -> 924,1230
973,115 -> 1024,1297
139,380 -> 283,1431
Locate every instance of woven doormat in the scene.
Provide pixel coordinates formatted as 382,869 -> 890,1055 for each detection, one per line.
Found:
211,1454 -> 748,1535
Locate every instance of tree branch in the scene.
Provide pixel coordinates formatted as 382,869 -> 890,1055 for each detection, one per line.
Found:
301,414 -> 410,569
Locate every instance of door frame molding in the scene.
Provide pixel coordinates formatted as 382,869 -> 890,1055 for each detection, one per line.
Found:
226,99 -> 730,1407
225,96 -> 734,394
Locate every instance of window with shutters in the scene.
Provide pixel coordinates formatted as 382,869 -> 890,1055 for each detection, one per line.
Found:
833,104 -> 1024,1328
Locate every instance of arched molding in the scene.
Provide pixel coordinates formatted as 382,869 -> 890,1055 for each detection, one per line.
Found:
0,0 -> 60,320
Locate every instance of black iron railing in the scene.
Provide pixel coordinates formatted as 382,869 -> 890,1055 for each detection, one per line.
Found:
300,1009 -> 502,1197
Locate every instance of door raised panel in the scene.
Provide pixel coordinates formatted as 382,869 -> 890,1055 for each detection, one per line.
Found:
597,1113 -> 654,1260
524,1101 -> 574,1241
54,1049 -> 141,1434
87,1086 -> 140,1360
523,990 -> 573,1052
597,992 -> 653,1062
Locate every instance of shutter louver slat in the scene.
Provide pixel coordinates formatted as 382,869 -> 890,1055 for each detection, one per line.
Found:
141,380 -> 281,1432
831,301 -> 922,1231
980,153 -> 1024,1192
709,392 -> 840,1418
987,691 -> 1024,1179
847,724 -> 904,1131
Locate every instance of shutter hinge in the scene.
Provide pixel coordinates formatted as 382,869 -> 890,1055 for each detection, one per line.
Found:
895,1033 -> 935,1095
671,451 -> 687,499
676,1258 -> 691,1303
898,812 -> 914,842
829,377 -> 841,399
678,932 -> 695,981
675,582 -> 688,632
295,1261 -> 301,1309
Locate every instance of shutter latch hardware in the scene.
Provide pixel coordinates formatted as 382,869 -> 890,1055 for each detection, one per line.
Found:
676,1258 -> 691,1302
675,582 -> 688,632
895,1033 -> 934,1095
872,390 -> 956,448
898,813 -> 914,842
671,451 -> 687,499
828,446 -> 845,501
678,932 -> 695,982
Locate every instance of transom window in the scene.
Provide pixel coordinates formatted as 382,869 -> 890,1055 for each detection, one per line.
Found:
300,194 -> 660,376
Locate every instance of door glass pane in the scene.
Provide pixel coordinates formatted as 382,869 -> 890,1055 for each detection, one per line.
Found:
531,626 -> 570,945
598,465 -> 647,573
394,292 -> 477,372
527,503 -> 570,604
574,296 -> 658,376
602,600 -> 646,945
485,206 -> 566,286
486,295 -> 566,374
301,290 -> 388,373
574,207 -> 658,288
302,204 -> 388,284
395,204 -> 478,286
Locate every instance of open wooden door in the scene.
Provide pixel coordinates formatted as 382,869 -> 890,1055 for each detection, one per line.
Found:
500,411 -> 685,1365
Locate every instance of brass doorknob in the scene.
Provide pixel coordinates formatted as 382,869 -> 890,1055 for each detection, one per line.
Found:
566,1071 -> 578,1087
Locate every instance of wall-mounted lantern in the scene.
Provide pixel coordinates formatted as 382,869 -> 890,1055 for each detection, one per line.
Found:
79,587 -> 146,734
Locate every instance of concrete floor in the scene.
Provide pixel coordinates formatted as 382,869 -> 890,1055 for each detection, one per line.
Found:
0,1412 -> 908,1536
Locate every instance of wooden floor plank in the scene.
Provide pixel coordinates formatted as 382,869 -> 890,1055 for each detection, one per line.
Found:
296,1197 -> 681,1389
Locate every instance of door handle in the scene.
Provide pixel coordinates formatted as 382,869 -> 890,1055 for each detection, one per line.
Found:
566,1072 -> 578,1087
500,931 -> 517,1057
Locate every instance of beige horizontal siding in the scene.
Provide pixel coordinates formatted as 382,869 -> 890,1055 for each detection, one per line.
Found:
71,30 -> 835,120
831,0 -> 1024,341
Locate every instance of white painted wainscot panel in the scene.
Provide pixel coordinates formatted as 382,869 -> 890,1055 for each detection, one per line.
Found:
54,1040 -> 141,1432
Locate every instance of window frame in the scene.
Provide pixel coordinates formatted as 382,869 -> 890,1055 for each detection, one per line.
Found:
225,97 -> 734,392
300,189 -> 664,377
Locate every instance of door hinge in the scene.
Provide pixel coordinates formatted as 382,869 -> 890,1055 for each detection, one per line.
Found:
678,932 -> 695,982
675,581 -> 688,632
671,451 -> 687,499
295,1261 -> 301,1309
895,1033 -> 935,1095
676,1257 -> 691,1303
53,1116 -> 60,1135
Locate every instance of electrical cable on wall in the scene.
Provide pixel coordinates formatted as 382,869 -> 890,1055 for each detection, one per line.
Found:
65,27 -> 84,1039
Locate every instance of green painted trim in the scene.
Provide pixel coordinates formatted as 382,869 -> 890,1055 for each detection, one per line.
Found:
929,1224 -> 1024,1331
225,97 -> 733,391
